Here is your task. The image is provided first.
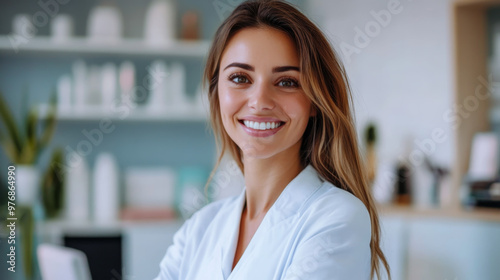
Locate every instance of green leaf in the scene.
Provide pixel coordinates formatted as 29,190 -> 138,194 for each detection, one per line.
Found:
19,207 -> 34,279
0,129 -> 19,163
0,91 -> 23,155
42,147 -> 65,219
36,93 -> 57,160
20,86 -> 29,142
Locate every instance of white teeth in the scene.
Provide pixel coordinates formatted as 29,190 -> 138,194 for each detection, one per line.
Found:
243,120 -> 282,130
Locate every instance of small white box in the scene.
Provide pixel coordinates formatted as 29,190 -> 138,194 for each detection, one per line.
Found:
124,167 -> 176,208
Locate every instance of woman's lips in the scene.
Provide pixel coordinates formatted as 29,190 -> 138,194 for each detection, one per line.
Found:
238,119 -> 285,137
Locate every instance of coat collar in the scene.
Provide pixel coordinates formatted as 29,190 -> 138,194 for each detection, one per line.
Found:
221,164 -> 324,279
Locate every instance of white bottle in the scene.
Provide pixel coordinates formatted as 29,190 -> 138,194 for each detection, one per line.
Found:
101,63 -> 118,109
92,153 -> 120,223
87,4 -> 123,43
51,14 -> 74,42
147,60 -> 168,111
56,75 -> 72,113
64,152 -> 90,221
144,0 -> 176,45
119,61 -> 136,109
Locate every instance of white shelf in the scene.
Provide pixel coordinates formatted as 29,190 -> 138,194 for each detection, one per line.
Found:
39,219 -> 184,234
38,104 -> 209,122
0,36 -> 210,57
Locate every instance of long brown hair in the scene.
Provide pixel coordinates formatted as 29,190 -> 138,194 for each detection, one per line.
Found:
204,0 -> 390,279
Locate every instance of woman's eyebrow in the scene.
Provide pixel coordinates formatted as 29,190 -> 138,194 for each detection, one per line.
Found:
223,62 -> 254,71
223,63 -> 300,73
272,66 -> 300,73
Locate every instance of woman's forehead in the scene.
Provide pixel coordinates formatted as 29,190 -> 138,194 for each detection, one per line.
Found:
220,27 -> 300,70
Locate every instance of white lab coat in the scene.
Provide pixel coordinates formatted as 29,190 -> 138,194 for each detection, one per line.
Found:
154,165 -> 371,280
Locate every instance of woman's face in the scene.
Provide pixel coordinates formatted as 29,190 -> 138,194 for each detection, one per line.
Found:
218,27 -> 313,161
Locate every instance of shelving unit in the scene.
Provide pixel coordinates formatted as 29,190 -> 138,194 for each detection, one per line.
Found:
0,36 -> 211,57
38,219 -> 184,237
0,36 -> 213,122
452,0 -> 499,211
37,104 -> 209,122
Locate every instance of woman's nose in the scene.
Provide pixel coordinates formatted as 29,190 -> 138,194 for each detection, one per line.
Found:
248,83 -> 275,111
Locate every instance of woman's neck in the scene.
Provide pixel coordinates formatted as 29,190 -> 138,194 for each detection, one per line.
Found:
242,155 -> 303,220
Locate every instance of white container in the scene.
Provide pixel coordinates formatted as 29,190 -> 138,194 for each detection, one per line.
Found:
92,153 -> 119,223
101,63 -> 117,109
15,165 -> 40,206
64,153 -> 90,221
144,0 -> 176,45
411,163 -> 434,209
51,14 -> 74,42
468,132 -> 499,180
119,61 -> 136,108
87,4 -> 123,43
371,161 -> 396,205
147,60 -> 168,110
57,75 -> 72,112
124,167 -> 176,208
12,14 -> 36,38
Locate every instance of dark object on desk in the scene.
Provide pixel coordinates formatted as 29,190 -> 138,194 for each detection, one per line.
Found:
466,179 -> 500,209
395,162 -> 411,205
64,235 -> 122,280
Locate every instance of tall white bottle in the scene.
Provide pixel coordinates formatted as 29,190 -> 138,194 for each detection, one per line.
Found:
64,152 -> 90,221
92,153 -> 120,223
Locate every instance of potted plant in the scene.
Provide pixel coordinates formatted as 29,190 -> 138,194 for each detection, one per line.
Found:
0,91 -> 57,279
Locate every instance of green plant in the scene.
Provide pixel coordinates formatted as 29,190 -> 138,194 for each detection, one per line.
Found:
0,91 -> 57,164
0,90 -> 57,280
42,147 -> 65,219
364,122 -> 378,185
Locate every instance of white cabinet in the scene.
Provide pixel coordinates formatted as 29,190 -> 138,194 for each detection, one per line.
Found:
123,221 -> 183,280
379,213 -> 500,280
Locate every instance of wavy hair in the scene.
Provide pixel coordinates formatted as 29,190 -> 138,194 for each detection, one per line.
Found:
204,0 -> 390,278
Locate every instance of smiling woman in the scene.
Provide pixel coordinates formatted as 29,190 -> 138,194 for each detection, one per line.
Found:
155,1 -> 390,279
218,27 -> 313,162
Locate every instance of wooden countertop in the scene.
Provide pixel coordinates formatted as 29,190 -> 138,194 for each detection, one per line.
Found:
378,204 -> 500,222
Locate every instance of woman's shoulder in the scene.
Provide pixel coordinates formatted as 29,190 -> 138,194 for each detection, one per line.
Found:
299,180 -> 371,236
317,181 -> 368,214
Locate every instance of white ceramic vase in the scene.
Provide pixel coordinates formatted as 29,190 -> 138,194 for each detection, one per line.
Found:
15,165 -> 40,206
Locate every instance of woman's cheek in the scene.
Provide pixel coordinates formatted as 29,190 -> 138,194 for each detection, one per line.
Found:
220,89 -> 244,116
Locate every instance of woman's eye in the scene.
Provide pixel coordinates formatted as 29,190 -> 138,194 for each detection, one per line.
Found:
229,74 -> 249,84
277,78 -> 299,88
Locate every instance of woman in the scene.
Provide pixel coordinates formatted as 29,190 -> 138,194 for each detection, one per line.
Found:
155,0 -> 390,279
